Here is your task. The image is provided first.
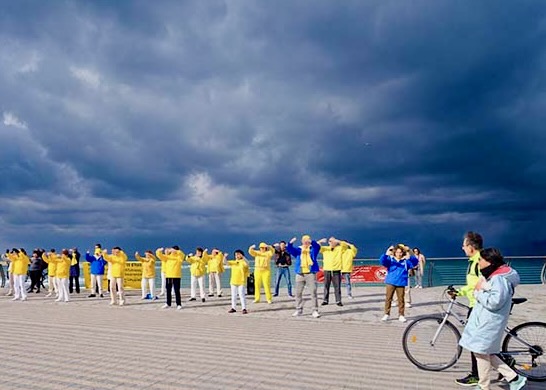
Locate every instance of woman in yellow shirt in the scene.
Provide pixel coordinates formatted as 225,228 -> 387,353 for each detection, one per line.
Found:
186,248 -> 209,303
248,242 -> 275,304
55,249 -> 72,302
225,250 -> 249,314
207,249 -> 224,298
155,246 -> 185,309
103,247 -> 128,306
8,248 -> 30,301
135,250 -> 157,300
42,249 -> 59,298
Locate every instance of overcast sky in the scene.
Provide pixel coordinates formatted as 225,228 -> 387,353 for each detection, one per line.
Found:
1,1 -> 545,257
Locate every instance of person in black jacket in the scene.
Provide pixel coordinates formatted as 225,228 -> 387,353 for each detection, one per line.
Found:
69,248 -> 81,294
272,241 -> 293,297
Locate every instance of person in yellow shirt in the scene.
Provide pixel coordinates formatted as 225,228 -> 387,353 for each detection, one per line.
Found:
135,250 -> 157,300
55,249 -> 72,302
341,241 -> 358,300
224,250 -> 249,314
155,245 -> 185,309
103,246 -> 128,306
42,249 -> 59,298
206,248 -> 224,298
8,248 -> 30,301
319,237 -> 347,307
248,242 -> 275,304
186,248 -> 209,303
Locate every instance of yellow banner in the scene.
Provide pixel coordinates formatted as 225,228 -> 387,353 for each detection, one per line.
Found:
82,261 -> 143,290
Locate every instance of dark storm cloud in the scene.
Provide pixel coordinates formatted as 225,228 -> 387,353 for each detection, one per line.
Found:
0,1 -> 545,256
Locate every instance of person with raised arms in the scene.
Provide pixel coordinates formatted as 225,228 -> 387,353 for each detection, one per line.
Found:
103,246 -> 128,306
7,248 -> 30,301
85,244 -> 107,298
186,247 -> 209,303
155,246 -> 185,310
135,250 -> 157,301
286,235 -> 321,318
42,249 -> 59,298
319,236 -> 347,307
206,248 -> 224,298
224,249 -> 250,314
54,249 -> 72,302
248,242 -> 275,304
341,240 -> 358,300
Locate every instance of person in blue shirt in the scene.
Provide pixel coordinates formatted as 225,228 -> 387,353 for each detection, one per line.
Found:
380,244 -> 418,323
85,244 -> 107,298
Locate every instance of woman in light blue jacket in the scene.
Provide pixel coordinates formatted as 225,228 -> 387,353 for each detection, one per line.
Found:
459,248 -> 527,390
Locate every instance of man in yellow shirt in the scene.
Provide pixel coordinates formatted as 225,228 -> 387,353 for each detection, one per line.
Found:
135,250 -> 157,300
186,248 -> 209,303
42,249 -> 59,298
103,246 -> 128,306
207,249 -> 224,298
341,241 -> 358,299
319,237 -> 347,307
248,242 -> 275,304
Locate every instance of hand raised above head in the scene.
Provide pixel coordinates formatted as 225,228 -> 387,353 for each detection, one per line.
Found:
289,237 -> 297,244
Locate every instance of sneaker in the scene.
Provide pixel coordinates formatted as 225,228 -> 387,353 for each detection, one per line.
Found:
321,301 -> 328,306
348,295 -> 354,300
289,294 -> 294,298
253,300 -> 260,303
509,375 -> 527,390
242,309 -> 248,314
208,293 -> 214,297
109,301 -> 115,305
88,294 -> 97,298
119,300 -> 125,306
176,305 -> 182,310
152,296 -> 158,301
188,297 -> 196,301
21,297 -> 27,301
405,303 -> 412,308
161,304 -> 170,309
273,294 -> 279,297
399,315 -> 407,323
336,302 -> 343,307
201,298 -> 205,303
381,314 -> 389,321
45,293 -> 53,298
11,297 -> 19,301
292,310 -> 302,317
55,298 -> 62,302
141,296 -> 147,300
228,308 -> 236,313
158,292 -> 165,297
267,300 -> 272,304
312,310 -> 321,318
99,293 -> 104,298
455,374 -> 479,387
217,294 -> 222,298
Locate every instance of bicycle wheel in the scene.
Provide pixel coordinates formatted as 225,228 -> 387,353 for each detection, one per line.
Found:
402,316 -> 462,371
502,321 -> 546,381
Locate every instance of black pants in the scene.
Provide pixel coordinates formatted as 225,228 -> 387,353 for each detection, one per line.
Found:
166,278 -> 181,306
69,275 -> 80,293
29,270 -> 42,292
467,307 -> 478,376
323,270 -> 342,304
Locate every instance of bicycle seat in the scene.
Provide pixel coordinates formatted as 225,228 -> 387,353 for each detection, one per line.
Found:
512,298 -> 527,305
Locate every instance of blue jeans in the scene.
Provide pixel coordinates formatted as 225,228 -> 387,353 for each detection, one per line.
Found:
342,272 -> 352,297
274,267 -> 292,296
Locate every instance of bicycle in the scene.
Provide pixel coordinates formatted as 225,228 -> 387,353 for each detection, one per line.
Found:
402,285 -> 546,382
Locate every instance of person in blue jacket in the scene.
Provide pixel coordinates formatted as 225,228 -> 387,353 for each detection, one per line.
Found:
380,244 -> 418,323
85,244 -> 107,298
459,248 -> 526,390
286,234 -> 321,319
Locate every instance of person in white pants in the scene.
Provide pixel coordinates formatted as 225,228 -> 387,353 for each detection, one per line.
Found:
135,250 -> 157,300
103,247 -> 128,306
55,249 -> 72,302
86,245 -> 107,298
186,248 -> 209,302
158,258 -> 166,297
226,250 -> 249,314
207,249 -> 224,297
7,249 -> 30,301
42,250 -> 59,298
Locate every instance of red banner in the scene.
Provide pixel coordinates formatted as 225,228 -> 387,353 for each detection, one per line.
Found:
317,265 -> 387,283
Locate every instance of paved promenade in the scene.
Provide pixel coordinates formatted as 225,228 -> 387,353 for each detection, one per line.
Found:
1,284 -> 544,389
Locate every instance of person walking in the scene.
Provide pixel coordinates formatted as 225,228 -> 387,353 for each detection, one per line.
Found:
286,235 -> 321,318
454,231 -> 484,387
380,244 -> 418,323
272,241 -> 293,297
459,248 -> 527,390
248,242 -> 275,304
155,246 -> 185,310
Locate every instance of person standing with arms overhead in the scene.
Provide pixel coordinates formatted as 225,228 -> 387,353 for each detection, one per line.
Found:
7,248 -> 30,301
341,240 -> 358,300
380,244 -> 418,323
286,235 -> 321,318
248,242 -> 275,304
103,246 -> 128,306
319,237 -> 347,307
186,248 -> 209,303
85,244 -> 106,298
55,249 -> 72,302
272,241 -> 293,297
225,249 -> 250,314
155,245 -> 185,310
69,247 -> 81,294
459,248 -> 527,390
454,231 -> 483,387
42,249 -> 59,298
206,249 -> 224,298
135,250 -> 157,300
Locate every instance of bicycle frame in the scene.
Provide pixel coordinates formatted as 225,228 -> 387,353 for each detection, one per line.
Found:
429,298 -> 466,346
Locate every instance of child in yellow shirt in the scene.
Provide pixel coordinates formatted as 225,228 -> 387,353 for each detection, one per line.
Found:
225,250 -> 250,314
